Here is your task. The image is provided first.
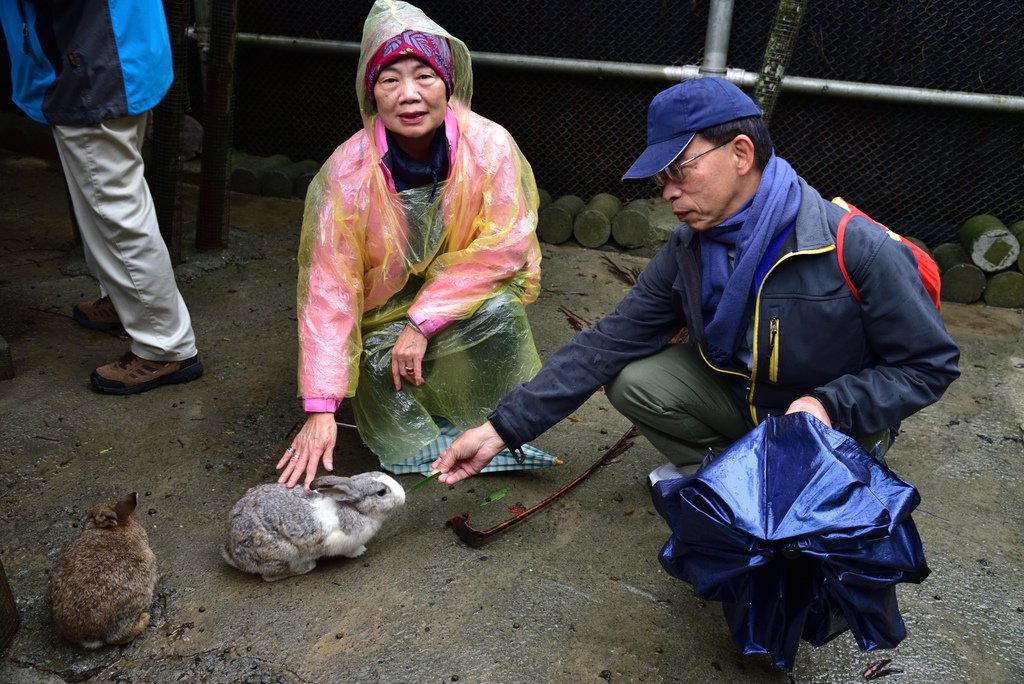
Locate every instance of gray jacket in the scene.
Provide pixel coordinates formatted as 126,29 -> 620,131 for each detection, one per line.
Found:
490,177 -> 960,451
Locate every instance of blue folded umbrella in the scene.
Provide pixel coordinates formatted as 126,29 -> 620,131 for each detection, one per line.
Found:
649,412 -> 929,670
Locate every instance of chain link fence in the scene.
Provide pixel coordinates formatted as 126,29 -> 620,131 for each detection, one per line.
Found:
0,2 -> 1019,245
756,1 -> 1023,245
230,1 -> 1023,246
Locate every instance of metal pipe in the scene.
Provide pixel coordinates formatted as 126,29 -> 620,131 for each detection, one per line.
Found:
724,67 -> 1024,112
231,32 -> 701,81
702,0 -> 736,76
233,32 -> 359,56
471,50 -> 702,82
222,31 -> 1024,113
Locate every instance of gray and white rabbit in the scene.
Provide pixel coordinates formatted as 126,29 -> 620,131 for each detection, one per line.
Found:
221,472 -> 405,582
49,492 -> 158,648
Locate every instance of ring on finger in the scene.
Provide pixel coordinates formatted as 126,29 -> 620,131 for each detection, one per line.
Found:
286,446 -> 296,454
404,366 -> 414,372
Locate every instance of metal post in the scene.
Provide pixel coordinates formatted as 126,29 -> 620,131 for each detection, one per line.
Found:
151,0 -> 187,264
701,0 -> 736,77
192,0 -> 210,86
196,0 -> 237,250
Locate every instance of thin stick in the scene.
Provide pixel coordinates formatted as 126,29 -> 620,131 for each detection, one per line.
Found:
446,425 -> 640,547
557,305 -> 593,331
601,255 -> 641,286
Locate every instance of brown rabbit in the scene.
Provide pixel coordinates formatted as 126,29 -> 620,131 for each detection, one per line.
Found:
50,492 -> 157,648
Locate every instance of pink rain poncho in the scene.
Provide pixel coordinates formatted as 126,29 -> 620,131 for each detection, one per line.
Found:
296,0 -> 543,465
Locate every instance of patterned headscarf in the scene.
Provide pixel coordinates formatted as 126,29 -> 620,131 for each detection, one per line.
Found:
364,30 -> 454,106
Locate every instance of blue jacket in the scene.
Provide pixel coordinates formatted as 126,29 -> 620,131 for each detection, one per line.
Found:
490,178 -> 961,451
0,0 -> 172,125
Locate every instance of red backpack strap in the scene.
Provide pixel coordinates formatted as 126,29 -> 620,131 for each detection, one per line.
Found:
904,240 -> 943,312
833,196 -> 941,311
836,212 -> 861,304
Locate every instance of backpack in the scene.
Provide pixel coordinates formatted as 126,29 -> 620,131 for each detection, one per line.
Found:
831,197 -> 942,312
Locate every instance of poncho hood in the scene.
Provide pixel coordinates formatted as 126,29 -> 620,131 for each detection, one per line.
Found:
356,0 -> 473,131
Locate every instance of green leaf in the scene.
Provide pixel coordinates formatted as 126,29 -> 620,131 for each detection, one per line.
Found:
480,486 -> 511,507
404,471 -> 441,494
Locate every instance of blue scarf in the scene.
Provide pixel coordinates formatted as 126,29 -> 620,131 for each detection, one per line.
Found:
699,154 -> 801,367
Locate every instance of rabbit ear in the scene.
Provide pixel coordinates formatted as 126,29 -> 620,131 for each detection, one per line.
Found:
312,479 -> 362,505
114,492 -> 138,521
310,475 -> 347,490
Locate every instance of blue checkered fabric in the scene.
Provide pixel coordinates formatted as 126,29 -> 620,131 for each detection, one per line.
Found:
383,418 -> 557,475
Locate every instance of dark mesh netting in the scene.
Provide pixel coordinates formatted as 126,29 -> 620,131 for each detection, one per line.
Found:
228,1 -> 1024,245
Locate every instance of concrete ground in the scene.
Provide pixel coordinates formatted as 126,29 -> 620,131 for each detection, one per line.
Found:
0,149 -> 1022,684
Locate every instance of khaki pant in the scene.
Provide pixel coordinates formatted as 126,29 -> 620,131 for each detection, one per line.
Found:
606,342 -> 891,468
52,114 -> 197,361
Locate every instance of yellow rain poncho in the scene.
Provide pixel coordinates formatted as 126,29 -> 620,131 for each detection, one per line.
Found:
296,0 -> 543,465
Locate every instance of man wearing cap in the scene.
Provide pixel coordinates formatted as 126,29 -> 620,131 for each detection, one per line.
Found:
433,77 -> 960,483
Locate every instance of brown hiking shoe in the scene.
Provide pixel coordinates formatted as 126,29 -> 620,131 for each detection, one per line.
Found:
73,296 -> 122,331
90,351 -> 203,395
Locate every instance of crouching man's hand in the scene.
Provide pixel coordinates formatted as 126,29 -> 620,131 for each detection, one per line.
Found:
785,395 -> 832,428
432,421 -> 506,484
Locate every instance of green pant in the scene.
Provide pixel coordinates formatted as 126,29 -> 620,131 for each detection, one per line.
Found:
605,342 -> 754,469
605,342 -> 893,468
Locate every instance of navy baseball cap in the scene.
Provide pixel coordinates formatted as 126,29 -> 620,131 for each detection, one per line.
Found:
622,77 -> 762,181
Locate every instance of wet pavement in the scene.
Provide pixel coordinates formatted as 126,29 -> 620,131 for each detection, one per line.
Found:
0,149 -> 1022,683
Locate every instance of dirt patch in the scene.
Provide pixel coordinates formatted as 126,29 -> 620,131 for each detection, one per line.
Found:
1,149 -> 1022,683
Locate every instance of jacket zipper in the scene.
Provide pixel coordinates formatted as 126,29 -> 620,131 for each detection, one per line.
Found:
746,244 -> 835,424
696,344 -> 750,382
768,317 -> 780,382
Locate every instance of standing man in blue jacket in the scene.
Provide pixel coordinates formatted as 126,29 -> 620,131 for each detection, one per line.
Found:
434,77 -> 960,483
1,0 -> 202,394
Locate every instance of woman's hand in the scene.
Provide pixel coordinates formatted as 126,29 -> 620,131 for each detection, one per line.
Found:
391,322 -> 428,390
432,421 -> 506,484
276,412 -> 338,490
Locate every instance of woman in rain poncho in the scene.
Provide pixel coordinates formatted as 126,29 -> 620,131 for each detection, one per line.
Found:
278,0 -> 548,488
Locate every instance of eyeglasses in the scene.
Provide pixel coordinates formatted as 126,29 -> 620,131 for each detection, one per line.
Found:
653,139 -> 733,186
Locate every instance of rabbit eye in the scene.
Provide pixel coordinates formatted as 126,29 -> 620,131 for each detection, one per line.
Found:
376,488 -> 388,497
